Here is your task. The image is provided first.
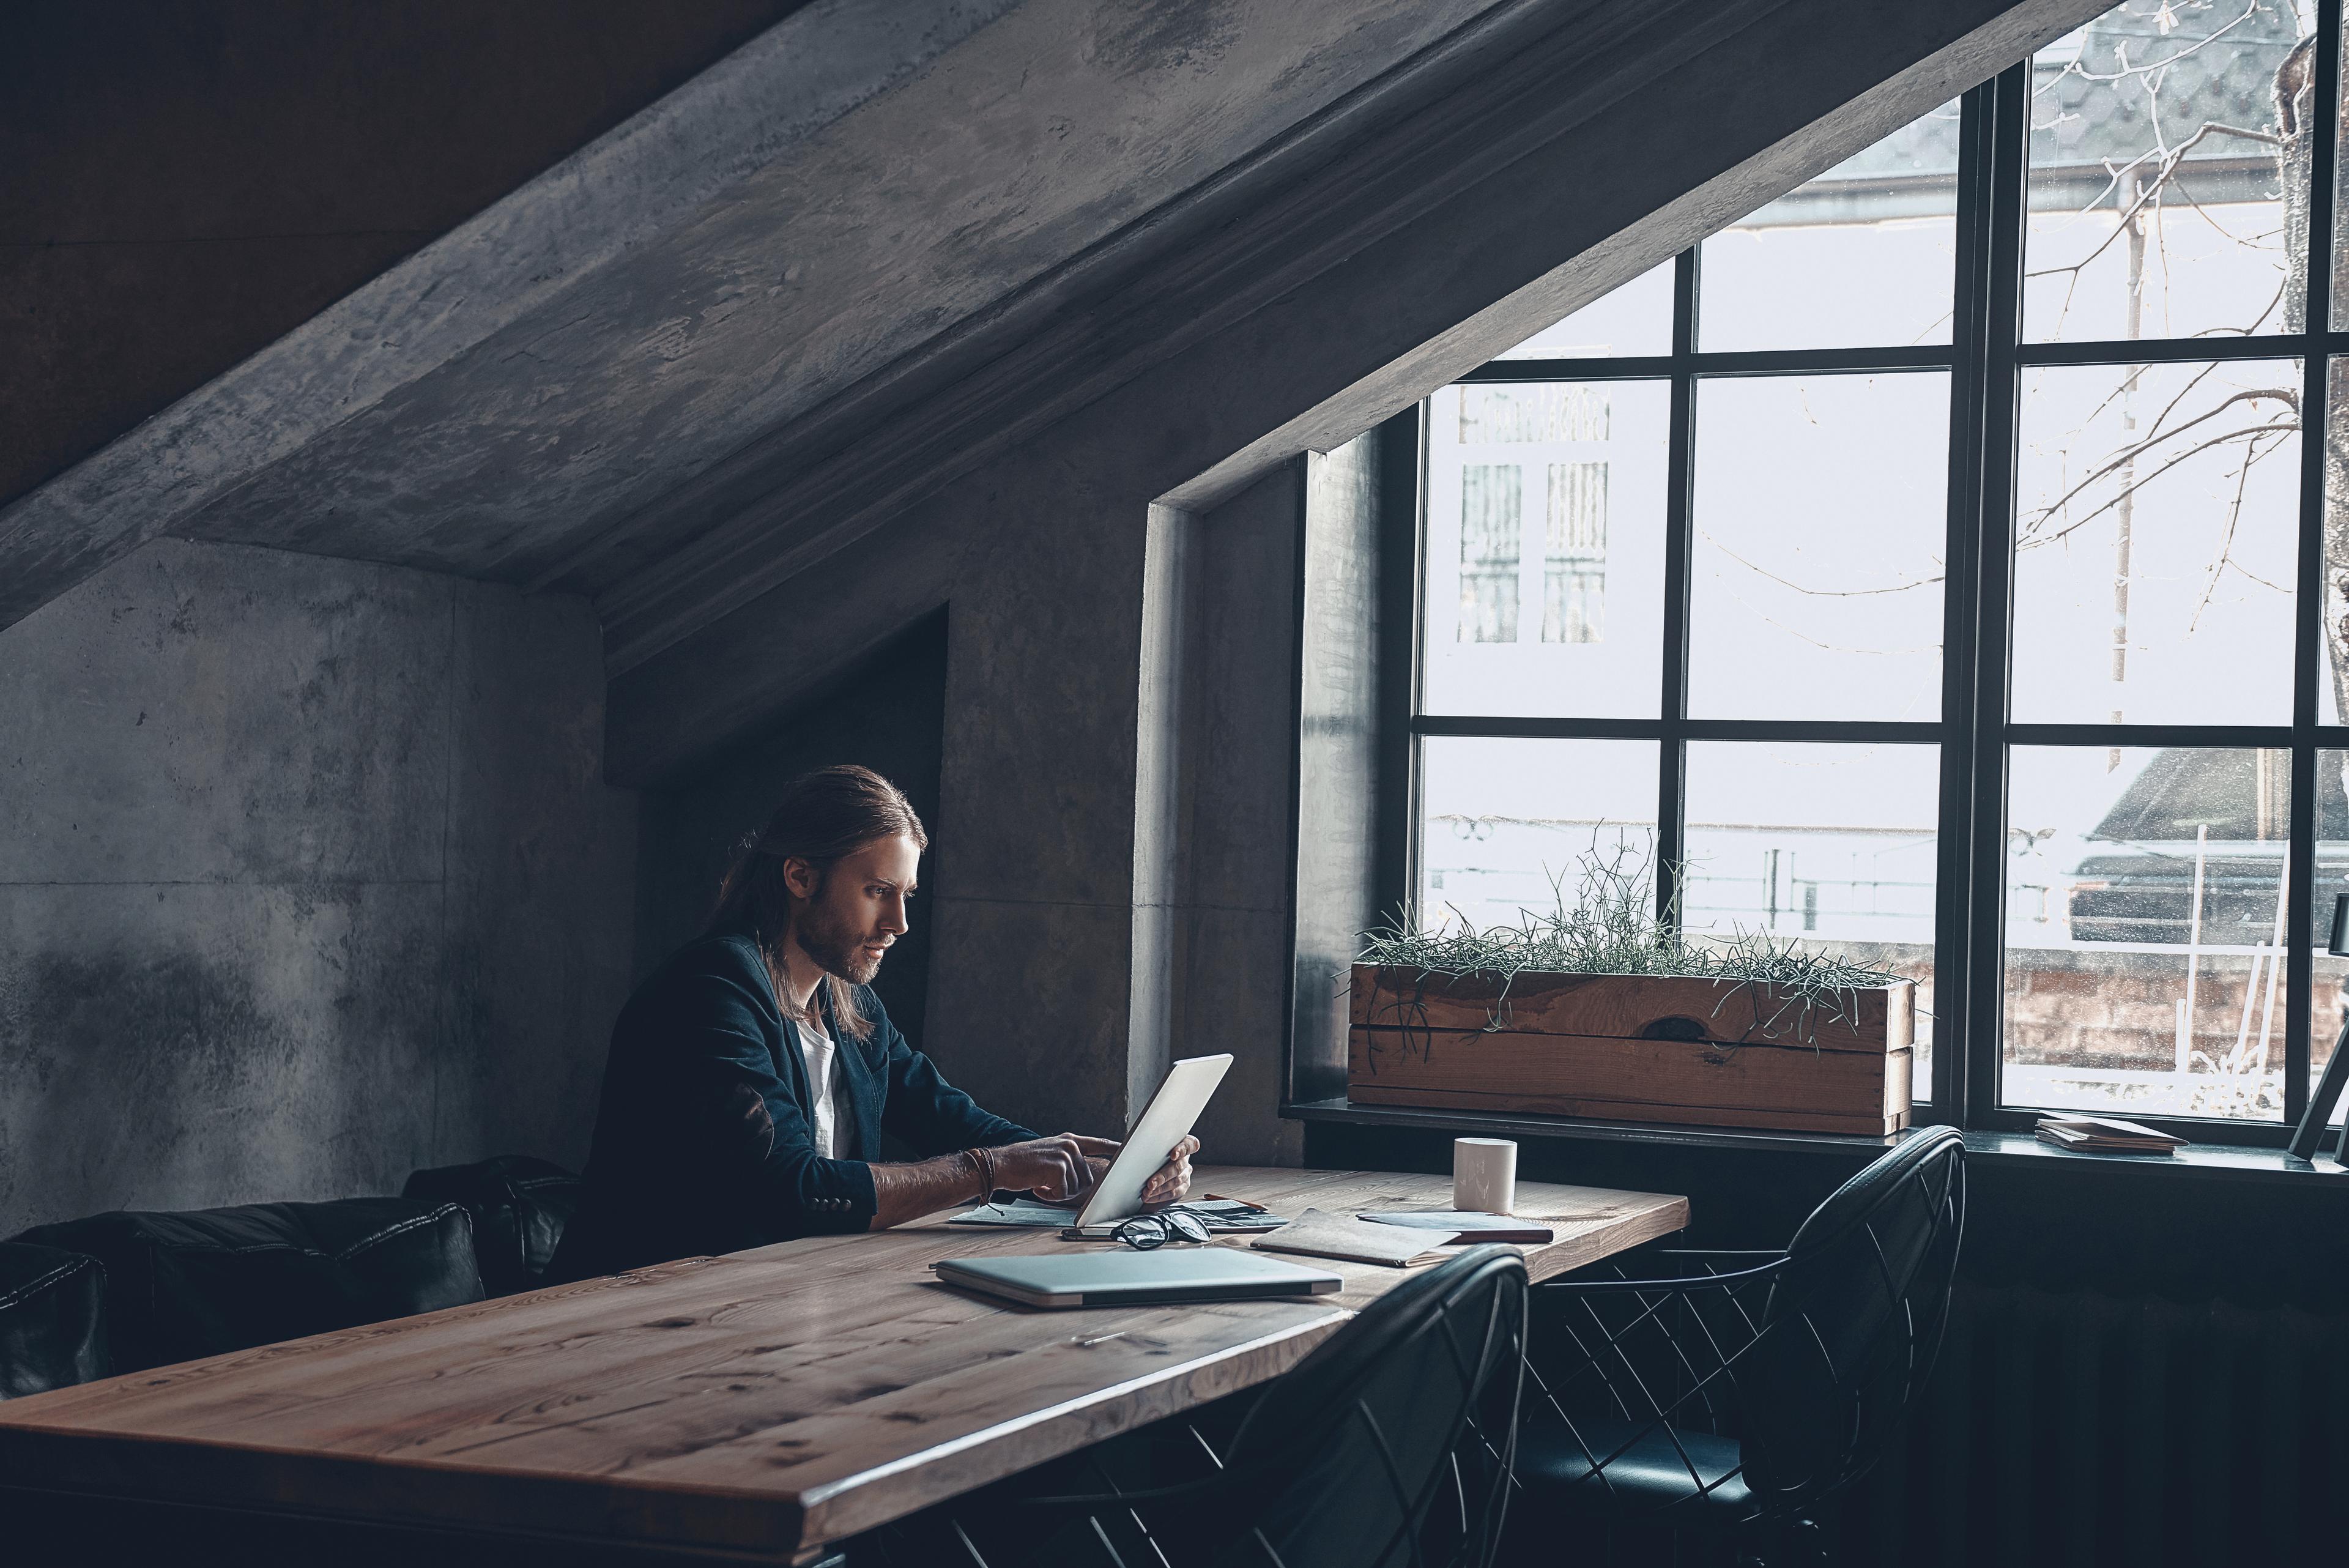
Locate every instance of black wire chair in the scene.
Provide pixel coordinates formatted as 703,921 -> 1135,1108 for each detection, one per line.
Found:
856,1244 -> 1530,1568
1509,1125 -> 1965,1567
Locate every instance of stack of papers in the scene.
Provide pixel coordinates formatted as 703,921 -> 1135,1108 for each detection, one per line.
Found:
948,1197 -> 1286,1232
2035,1115 -> 2186,1154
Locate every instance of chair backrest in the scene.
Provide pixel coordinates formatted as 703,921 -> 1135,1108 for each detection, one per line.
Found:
12,1198 -> 483,1373
1215,1244 -> 1529,1568
403,1154 -> 582,1298
1739,1124 -> 1965,1509
0,1243 -> 109,1399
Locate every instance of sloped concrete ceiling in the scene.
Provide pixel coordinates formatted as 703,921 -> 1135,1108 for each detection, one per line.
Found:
0,1 -> 817,511
0,0 -> 2107,687
0,0 -> 1502,636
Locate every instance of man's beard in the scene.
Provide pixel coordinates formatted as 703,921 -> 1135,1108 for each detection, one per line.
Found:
794,902 -> 885,986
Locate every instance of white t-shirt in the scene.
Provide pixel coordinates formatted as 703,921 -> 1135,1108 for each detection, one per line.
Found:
798,1022 -> 846,1159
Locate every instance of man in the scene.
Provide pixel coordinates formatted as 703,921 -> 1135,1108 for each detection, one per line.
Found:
554,764 -> 1196,1280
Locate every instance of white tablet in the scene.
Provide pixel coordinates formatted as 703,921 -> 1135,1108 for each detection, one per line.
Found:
1071,1053 -> 1232,1228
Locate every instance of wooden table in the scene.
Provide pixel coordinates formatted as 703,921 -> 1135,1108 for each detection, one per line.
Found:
0,1167 -> 1686,1564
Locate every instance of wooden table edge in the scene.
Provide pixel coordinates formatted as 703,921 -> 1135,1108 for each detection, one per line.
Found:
0,1169 -> 1691,1560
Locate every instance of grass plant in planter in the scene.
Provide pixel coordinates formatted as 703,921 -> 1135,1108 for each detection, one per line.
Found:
1349,849 -> 1917,1135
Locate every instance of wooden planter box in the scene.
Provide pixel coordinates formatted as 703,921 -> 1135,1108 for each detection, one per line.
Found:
1348,965 -> 1914,1136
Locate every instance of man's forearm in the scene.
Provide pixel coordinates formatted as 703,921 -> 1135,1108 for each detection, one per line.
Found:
866,1148 -> 992,1230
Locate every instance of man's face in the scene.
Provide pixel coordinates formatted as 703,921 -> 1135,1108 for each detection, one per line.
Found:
790,834 -> 919,986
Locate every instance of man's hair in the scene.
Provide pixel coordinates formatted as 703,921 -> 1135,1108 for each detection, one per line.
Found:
706,765 -> 927,1042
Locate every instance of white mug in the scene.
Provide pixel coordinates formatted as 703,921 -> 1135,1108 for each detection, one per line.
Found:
1453,1137 -> 1518,1216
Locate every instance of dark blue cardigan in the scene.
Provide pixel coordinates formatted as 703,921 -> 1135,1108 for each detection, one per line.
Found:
553,929 -> 1036,1279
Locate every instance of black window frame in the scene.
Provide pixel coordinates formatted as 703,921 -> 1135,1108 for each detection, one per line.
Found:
1377,13 -> 2349,1149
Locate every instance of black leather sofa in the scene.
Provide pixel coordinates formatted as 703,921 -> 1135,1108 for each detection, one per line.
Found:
12,1197 -> 484,1375
0,1153 -> 582,1397
0,1242 -> 109,1399
402,1154 -> 583,1298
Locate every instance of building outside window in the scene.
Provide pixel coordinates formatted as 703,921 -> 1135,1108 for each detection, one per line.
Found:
1397,0 -> 2348,1140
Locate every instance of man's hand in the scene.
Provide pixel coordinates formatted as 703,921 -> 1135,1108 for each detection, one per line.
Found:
1141,1134 -> 1198,1206
990,1132 -> 1199,1206
990,1134 -> 1107,1203
1065,1134 -> 1198,1207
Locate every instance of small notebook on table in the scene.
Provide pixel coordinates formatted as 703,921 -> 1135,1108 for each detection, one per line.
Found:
933,1248 -> 1342,1307
1251,1209 -> 1462,1268
1356,1211 -> 1558,1245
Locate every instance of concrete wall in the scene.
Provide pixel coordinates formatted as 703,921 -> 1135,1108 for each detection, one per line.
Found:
1291,431 -> 1387,1112
1152,466 -> 1309,1169
0,538 -> 634,1237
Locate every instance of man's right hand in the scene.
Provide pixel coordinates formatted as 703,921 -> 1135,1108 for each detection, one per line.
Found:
990,1133 -> 1114,1203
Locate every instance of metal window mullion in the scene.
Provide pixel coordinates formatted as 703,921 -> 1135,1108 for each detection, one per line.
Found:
1656,249 -> 1699,929
1967,62 -> 2031,1128
2006,723 -> 2301,747
2287,0 -> 2344,1129
1465,346 -> 1957,382
1376,406 -> 1426,927
1410,716 -> 1940,743
1929,76 -> 2000,1124
2014,336 -> 2315,369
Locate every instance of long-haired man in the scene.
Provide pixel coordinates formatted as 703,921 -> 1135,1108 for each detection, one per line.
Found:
554,765 -> 1194,1279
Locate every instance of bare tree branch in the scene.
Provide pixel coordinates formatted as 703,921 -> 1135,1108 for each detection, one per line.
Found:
2188,426 -> 2280,628
2022,415 -> 2299,552
2019,385 -> 2299,534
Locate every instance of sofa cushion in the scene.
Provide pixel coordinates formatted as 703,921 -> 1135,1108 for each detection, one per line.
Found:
403,1155 -> 582,1297
0,1243 -> 109,1399
11,1198 -> 483,1373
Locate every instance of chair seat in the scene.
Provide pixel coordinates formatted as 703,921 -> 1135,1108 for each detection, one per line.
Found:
1514,1413 -> 1756,1524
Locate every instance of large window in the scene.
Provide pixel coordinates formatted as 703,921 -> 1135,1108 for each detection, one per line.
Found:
1395,0 -> 2349,1141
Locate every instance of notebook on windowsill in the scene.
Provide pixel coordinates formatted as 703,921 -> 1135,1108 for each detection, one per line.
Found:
2035,1115 -> 2185,1154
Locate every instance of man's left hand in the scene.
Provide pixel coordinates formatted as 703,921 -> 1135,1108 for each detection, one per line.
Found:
1060,1133 -> 1200,1207
1141,1134 -> 1198,1206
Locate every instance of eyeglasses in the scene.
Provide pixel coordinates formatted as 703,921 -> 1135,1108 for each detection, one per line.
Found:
1113,1210 -> 1212,1250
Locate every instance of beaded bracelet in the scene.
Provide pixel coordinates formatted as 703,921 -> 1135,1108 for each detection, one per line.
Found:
965,1144 -> 999,1200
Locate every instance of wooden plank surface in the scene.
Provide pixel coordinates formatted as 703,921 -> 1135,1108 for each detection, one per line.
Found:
1350,1026 -> 1913,1134
1351,965 -> 1914,1053
0,1166 -> 1687,1563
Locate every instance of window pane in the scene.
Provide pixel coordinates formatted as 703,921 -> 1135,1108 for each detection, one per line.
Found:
1420,382 -> 1669,719
1417,737 -> 1658,931
2012,359 -> 2300,726
1685,373 -> 1948,721
2332,21 -> 2349,331
2320,359 -> 2349,727
2312,749 -> 2349,1098
2025,3 -> 2307,344
2004,745 -> 2291,1122
1684,743 -> 1940,1088
1497,261 -> 1674,360
1698,101 -> 1959,352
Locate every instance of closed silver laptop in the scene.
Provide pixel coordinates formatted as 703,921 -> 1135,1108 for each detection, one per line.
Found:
933,1248 -> 1343,1308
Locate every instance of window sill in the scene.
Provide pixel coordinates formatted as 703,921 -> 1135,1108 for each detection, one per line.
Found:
1958,1129 -> 2349,1185
1283,1096 -> 1902,1156
1284,1098 -> 2349,1187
